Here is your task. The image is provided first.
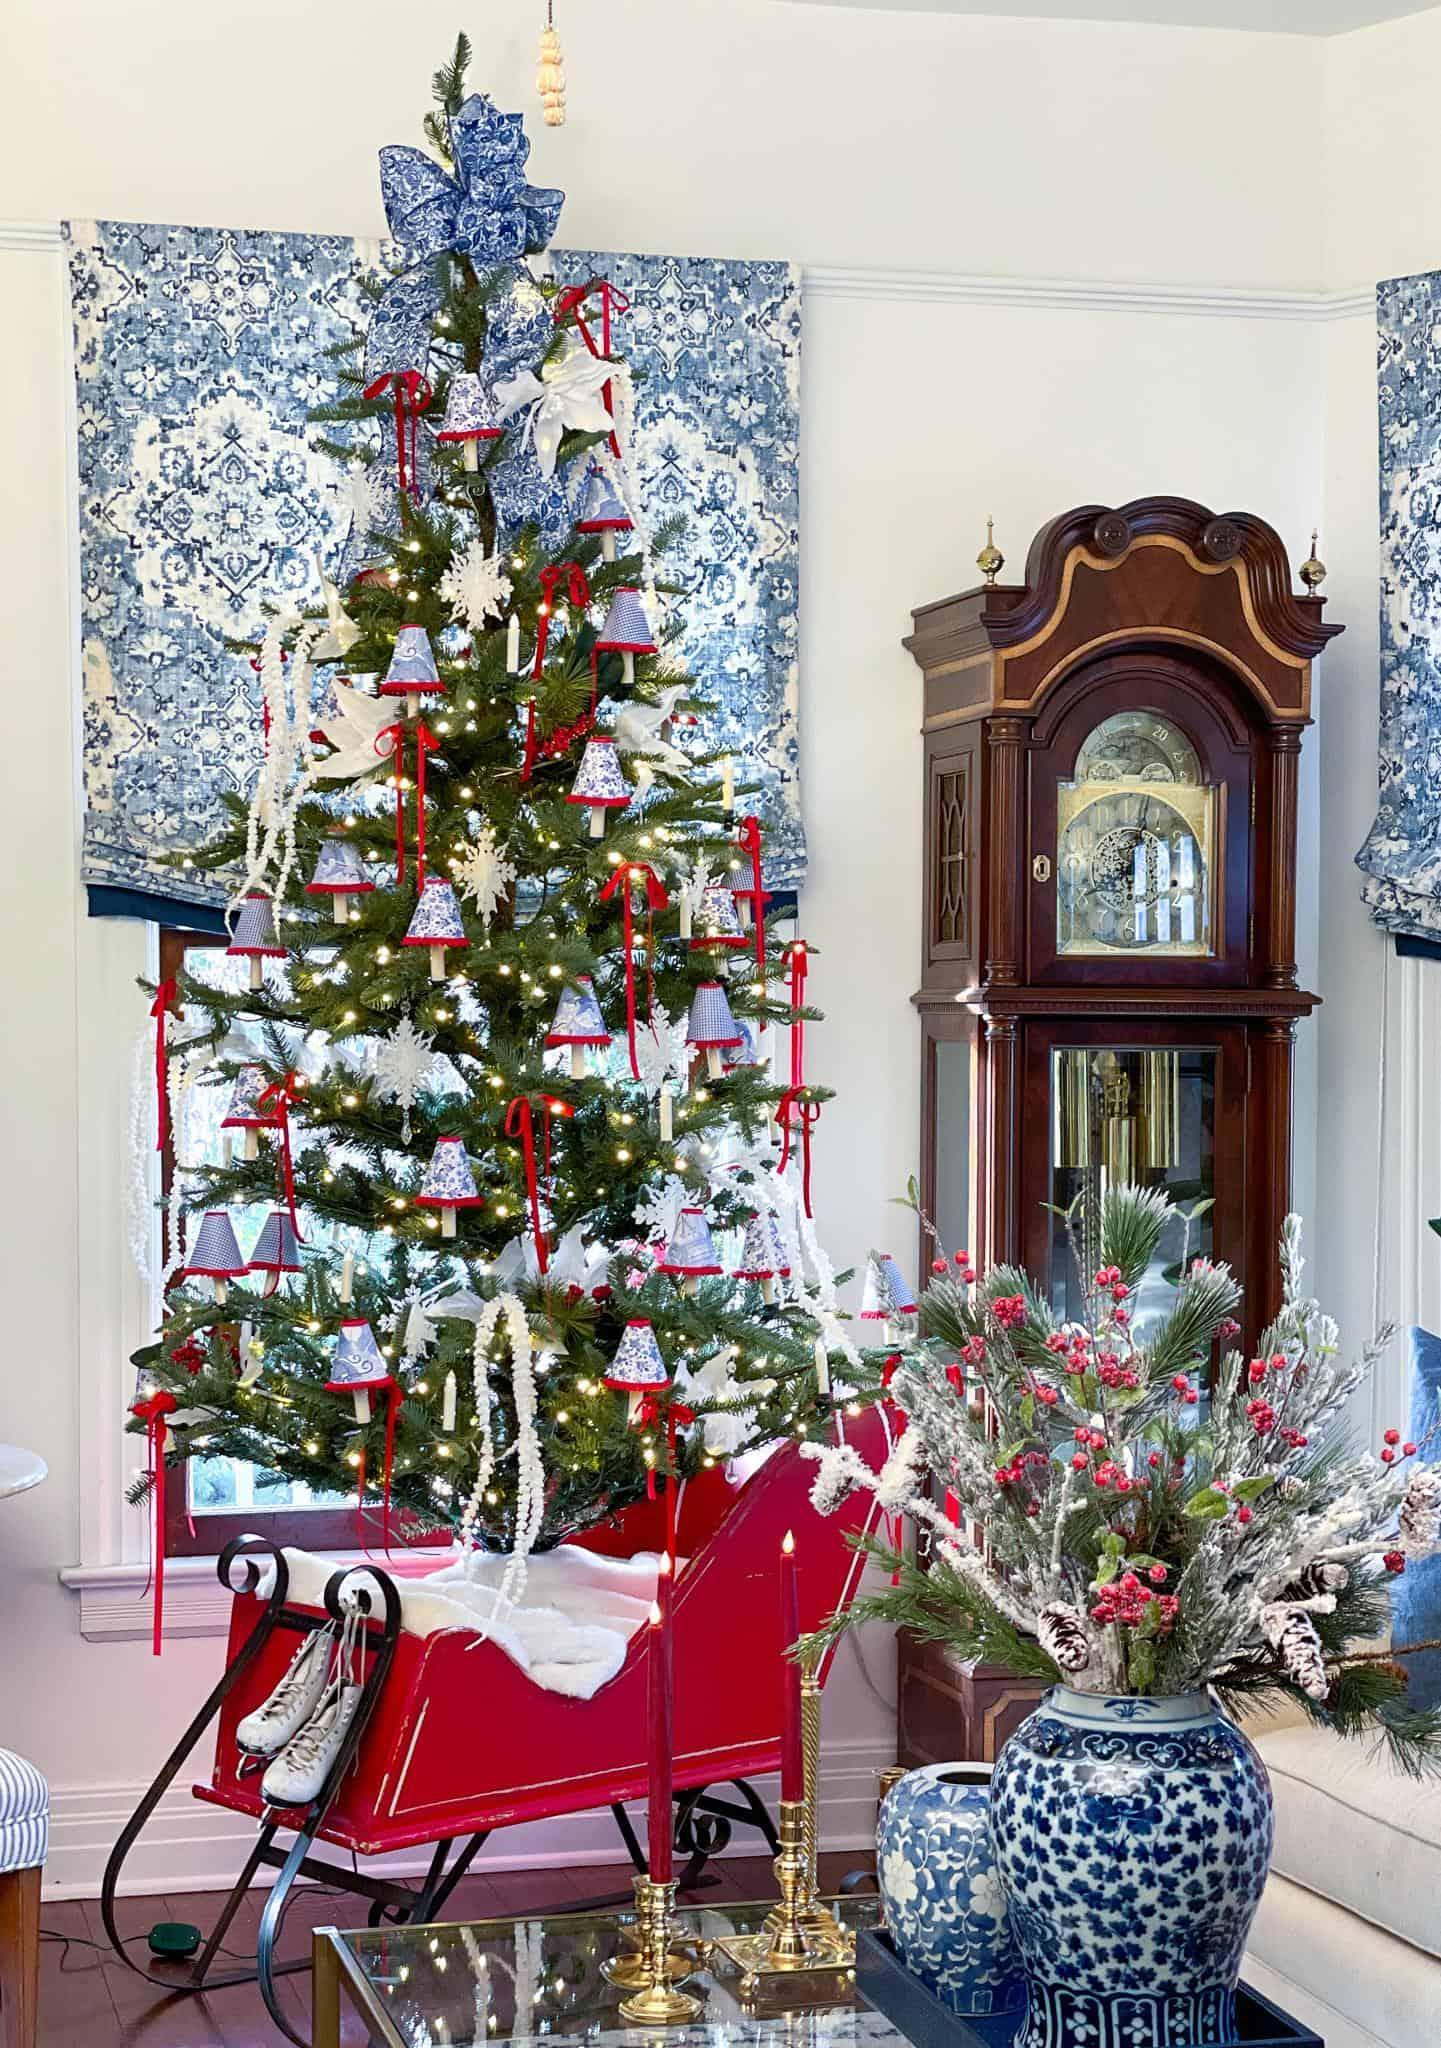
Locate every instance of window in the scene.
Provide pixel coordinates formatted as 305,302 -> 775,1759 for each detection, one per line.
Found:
159,929 -> 358,1555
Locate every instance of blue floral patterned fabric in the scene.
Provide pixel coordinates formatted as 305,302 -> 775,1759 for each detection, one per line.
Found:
65,220 -> 803,913
1358,273 -> 1441,939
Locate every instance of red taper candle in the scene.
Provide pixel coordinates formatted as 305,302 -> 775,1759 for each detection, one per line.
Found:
779,1529 -> 804,1802
646,1553 -> 675,1880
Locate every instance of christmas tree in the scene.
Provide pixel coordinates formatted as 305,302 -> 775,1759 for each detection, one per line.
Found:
128,41 -> 879,1573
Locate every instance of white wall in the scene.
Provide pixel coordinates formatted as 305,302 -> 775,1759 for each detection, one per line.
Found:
0,0 -> 1352,1895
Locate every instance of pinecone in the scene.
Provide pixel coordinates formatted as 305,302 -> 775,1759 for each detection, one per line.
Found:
1260,1602 -> 1329,1701
1399,1468 -> 1441,1560
1284,1560 -> 1349,1603
1037,1602 -> 1091,1674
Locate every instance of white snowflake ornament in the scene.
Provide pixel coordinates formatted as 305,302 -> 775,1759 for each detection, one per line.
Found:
439,539 -> 514,634
372,1018 -> 437,1142
627,999 -> 683,1094
455,826 -> 518,928
633,1174 -> 689,1250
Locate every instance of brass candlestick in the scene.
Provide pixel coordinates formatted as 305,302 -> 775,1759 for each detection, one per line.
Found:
616,1877 -> 703,2025
602,1873 -> 696,1990
770,1651 -> 851,1951
711,1800 -> 855,2005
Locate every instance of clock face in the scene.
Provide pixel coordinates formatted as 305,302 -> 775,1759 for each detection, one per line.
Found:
1057,712 -> 1215,956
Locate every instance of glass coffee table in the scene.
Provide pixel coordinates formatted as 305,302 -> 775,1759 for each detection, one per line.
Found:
312,1895 -> 885,2047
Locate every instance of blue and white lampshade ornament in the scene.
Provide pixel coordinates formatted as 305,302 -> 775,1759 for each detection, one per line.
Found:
593,586 -> 655,692
185,1209 -> 247,1306
404,875 -> 470,981
545,975 -> 612,1078
227,891 -> 286,990
567,735 -> 631,839
734,1211 -> 790,1303
604,1317 -> 670,1423
435,371 -> 503,471
686,980 -> 744,1080
690,880 -> 746,953
221,1064 -> 280,1161
248,1209 -> 303,1297
659,1206 -> 722,1297
574,464 -> 633,562
326,1316 -> 394,1424
379,623 -> 444,718
861,1251 -> 918,1333
306,831 -> 374,924
416,1136 -> 483,1238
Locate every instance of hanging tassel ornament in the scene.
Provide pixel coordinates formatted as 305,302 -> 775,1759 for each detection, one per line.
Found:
537,4 -> 566,127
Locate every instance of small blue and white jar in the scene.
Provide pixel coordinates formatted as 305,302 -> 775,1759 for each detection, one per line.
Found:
876,1763 -> 1025,2016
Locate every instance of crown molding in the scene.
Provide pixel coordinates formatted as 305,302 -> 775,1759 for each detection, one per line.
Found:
0,218 -> 1376,321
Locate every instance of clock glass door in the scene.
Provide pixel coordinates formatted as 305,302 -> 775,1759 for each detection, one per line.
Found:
1056,709 -> 1216,958
1046,1041 -> 1218,1330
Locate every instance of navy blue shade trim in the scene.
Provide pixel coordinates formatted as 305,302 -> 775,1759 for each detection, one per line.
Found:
1395,934 -> 1441,964
87,884 -> 227,935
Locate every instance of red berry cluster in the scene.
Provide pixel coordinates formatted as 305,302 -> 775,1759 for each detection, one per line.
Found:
1246,1397 -> 1276,1436
1218,1317 -> 1242,1341
1097,1352 -> 1140,1391
953,1249 -> 977,1284
1279,1426 -> 1308,1449
1384,1550 -> 1406,1574
1378,1429 -> 1419,1466
1171,1374 -> 1200,1406
961,1335 -> 987,1366
994,1449 -> 1051,1489
1090,1570 -> 1182,1633
991,1294 -> 1027,1329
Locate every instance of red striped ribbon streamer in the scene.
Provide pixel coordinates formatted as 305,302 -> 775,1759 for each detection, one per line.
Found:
150,978 -> 180,1152
375,720 -> 439,884
361,369 -> 433,499
504,1093 -> 576,1274
598,862 -> 669,1078
132,1389 -> 179,1656
737,815 -> 769,971
256,1070 -> 306,1238
554,279 -> 631,457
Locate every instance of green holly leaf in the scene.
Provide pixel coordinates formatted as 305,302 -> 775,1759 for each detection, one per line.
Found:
1184,1488 -> 1230,1519
1020,1392 -> 1036,1430
1231,1475 -> 1275,1503
1096,1556 -> 1119,1586
1128,1639 -> 1156,1691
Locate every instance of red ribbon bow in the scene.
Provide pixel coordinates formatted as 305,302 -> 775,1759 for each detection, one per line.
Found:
133,1388 -> 179,1656
362,369 -> 432,500
554,280 -> 630,457
256,1070 -> 306,1239
375,719 -> 439,886
632,1395 -> 696,1502
781,940 -> 808,1090
150,979 -> 181,1153
504,1094 -> 576,1274
521,703 -> 594,784
776,1086 -> 820,1218
598,863 -> 670,1079
737,816 -> 770,972
533,561 -> 591,683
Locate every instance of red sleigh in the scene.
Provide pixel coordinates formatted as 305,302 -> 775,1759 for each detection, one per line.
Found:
100,1407 -> 891,2043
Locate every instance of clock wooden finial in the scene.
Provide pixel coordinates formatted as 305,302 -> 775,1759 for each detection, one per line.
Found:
976,516 -> 1004,587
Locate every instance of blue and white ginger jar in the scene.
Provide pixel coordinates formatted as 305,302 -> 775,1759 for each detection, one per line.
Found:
989,1689 -> 1274,2048
876,1762 -> 1024,2016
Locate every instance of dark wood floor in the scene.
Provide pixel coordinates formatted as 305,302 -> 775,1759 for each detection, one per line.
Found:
36,1850 -> 874,2046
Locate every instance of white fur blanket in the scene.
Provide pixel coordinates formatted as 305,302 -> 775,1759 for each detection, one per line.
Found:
256,1545 -> 670,1700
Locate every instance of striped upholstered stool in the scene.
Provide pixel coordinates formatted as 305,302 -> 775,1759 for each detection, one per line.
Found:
0,1751 -> 47,2048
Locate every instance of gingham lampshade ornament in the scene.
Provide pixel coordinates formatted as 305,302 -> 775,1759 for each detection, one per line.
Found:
861,1251 -> 918,1325
545,976 -> 612,1078
659,1206 -> 722,1297
690,880 -> 746,953
227,891 -> 285,990
435,371 -> 503,470
326,1317 -> 393,1424
306,831 -> 373,924
404,875 -> 469,981
379,623 -> 444,717
221,1064 -> 279,1160
567,735 -> 631,839
185,1209 -> 247,1306
575,464 -> 633,562
592,585 -> 656,693
686,979 -> 744,1080
604,1317 -> 670,1423
416,1136 -> 483,1238
248,1209 -> 303,1296
734,1210 -> 791,1303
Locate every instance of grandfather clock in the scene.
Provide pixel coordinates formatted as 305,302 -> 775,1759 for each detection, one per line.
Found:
894,496 -> 1340,1766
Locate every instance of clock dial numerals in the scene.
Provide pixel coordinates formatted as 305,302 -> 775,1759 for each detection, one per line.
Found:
1056,711 -> 1216,958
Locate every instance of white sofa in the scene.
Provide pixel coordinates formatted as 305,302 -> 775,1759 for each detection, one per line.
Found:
1242,1708 -> 1441,2048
